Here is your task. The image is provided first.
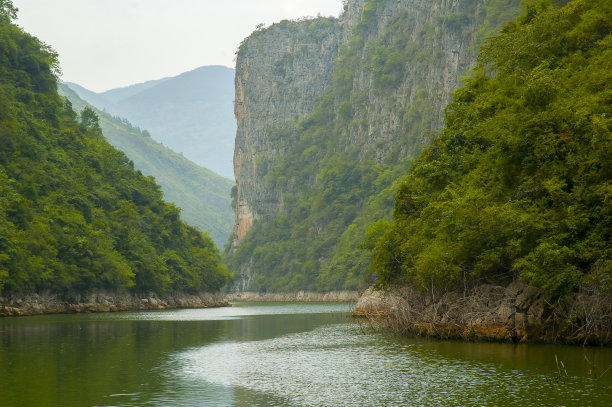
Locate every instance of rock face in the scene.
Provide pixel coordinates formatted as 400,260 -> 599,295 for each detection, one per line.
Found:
0,291 -> 228,317
354,283 -> 612,345
229,0 -> 522,291
332,0 -> 493,159
232,0 -> 485,243
232,1 -> 373,247
233,17 -> 344,244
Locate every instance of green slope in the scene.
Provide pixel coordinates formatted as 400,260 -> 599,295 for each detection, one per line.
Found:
372,0 -> 612,296
58,84 -> 235,247
0,3 -> 229,295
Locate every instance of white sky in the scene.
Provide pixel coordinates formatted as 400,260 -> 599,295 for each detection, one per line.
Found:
14,0 -> 344,92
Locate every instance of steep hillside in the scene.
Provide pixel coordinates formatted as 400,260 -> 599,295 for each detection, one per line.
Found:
0,7 -> 228,295
227,0 -> 522,292
65,66 -> 236,178
372,0 -> 612,297
58,84 -> 234,247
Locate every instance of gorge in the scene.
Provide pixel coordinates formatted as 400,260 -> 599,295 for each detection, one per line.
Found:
227,0 -> 523,291
1,0 -> 612,405
226,0 -> 611,345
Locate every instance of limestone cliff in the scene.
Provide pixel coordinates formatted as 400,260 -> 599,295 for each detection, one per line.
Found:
232,1 -> 369,246
233,18 -> 339,242
229,0 -> 521,292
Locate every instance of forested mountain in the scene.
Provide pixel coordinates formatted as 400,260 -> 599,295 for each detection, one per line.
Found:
372,0 -> 612,297
58,84 -> 234,247
65,66 -> 236,178
227,0 -> 523,292
0,6 -> 229,295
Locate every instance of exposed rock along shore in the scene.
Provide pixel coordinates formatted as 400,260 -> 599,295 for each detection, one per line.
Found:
0,290 -> 359,316
353,281 -> 612,345
0,291 -> 229,317
225,290 -> 360,302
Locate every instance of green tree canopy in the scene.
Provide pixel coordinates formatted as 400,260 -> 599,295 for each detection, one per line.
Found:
0,10 -> 229,295
371,0 -> 612,297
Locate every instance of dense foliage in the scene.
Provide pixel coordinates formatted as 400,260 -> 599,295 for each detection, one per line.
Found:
371,0 -> 612,296
226,0 -> 521,292
0,7 -> 229,295
59,84 -> 235,247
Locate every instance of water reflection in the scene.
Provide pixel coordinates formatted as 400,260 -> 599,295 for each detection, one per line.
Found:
1,303 -> 610,407
178,323 -> 612,407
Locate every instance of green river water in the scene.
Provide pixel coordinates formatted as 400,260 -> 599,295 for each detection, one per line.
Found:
1,302 -> 611,406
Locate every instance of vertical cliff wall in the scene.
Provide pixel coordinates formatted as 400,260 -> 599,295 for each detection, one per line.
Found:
232,1 -> 367,247
233,18 -> 341,243
229,0 -> 522,292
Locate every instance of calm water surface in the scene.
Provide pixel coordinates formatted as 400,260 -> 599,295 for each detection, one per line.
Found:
1,302 -> 611,406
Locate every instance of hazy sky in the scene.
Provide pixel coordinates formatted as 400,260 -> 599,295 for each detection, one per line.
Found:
14,0 -> 344,92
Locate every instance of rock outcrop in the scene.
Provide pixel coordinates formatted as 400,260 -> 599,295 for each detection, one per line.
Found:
0,291 -> 228,317
233,17 -> 344,244
354,282 -> 612,345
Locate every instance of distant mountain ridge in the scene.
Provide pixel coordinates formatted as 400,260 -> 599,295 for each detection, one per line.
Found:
65,65 -> 236,178
101,77 -> 169,104
63,82 -> 114,112
58,84 -> 235,247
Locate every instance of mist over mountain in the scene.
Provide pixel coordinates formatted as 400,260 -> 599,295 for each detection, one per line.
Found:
101,77 -> 169,104
64,82 -> 115,112
65,66 -> 236,179
58,84 -> 235,247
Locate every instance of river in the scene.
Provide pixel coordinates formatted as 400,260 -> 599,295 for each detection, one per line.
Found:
1,302 -> 611,406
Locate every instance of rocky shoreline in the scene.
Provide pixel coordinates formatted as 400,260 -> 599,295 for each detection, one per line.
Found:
0,290 -> 359,317
0,290 -> 229,317
354,281 -> 612,346
225,290 -> 360,302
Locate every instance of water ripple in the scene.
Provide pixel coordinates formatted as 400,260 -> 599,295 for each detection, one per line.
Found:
174,323 -> 610,406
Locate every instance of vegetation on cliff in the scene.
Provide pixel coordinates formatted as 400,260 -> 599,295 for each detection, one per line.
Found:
227,0 -> 522,292
0,3 -> 229,295
371,0 -> 612,297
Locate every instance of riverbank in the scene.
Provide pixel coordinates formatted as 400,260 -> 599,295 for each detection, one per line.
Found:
354,281 -> 612,346
0,290 -> 229,316
225,290 -> 359,302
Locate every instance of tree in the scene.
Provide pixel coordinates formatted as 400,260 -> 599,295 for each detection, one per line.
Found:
0,0 -> 17,23
80,106 -> 100,131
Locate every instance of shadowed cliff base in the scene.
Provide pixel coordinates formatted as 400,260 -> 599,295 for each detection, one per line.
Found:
0,291 -> 229,317
225,291 -> 360,302
354,282 -> 612,346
